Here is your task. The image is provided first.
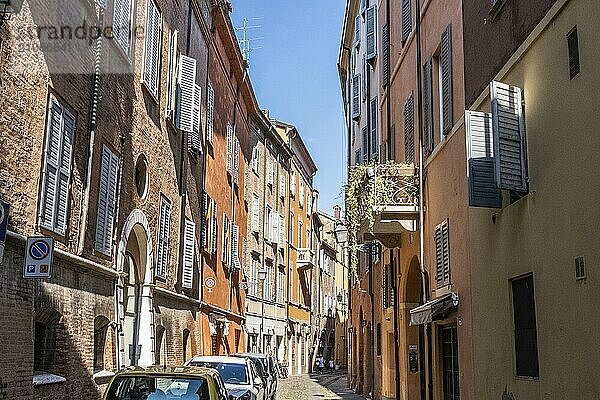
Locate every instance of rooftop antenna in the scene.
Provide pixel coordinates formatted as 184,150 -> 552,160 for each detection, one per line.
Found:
236,17 -> 264,62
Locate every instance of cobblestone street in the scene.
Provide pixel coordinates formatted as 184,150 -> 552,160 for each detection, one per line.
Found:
277,370 -> 363,400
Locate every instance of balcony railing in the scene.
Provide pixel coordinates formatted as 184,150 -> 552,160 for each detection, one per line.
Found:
296,248 -> 315,270
372,163 -> 419,219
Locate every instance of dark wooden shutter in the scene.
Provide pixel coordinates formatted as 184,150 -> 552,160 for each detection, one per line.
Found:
567,27 -> 580,79
490,80 -> 527,192
466,111 -> 501,208
404,93 -> 415,164
511,275 -> 539,377
435,220 -> 450,286
366,5 -> 377,61
362,126 -> 368,163
381,24 -> 390,87
370,97 -> 378,159
401,0 -> 412,43
423,59 -> 434,155
441,25 -> 453,135
352,74 -> 360,120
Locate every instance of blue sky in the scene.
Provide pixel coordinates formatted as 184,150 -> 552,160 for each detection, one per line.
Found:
230,1 -> 347,216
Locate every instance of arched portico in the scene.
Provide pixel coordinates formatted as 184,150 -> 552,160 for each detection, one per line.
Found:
116,209 -> 155,368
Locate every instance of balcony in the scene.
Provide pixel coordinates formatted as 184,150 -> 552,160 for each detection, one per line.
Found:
346,162 -> 419,247
296,248 -> 315,270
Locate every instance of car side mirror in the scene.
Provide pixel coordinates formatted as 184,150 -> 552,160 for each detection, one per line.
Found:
254,377 -> 263,387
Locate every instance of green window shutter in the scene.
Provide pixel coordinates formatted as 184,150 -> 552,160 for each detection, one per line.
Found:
114,0 -> 132,55
366,5 -> 377,61
182,219 -> 195,289
177,55 -> 197,133
370,96 -> 378,159
401,0 -> 412,43
423,58 -> 434,155
441,25 -> 454,135
435,220 -> 450,287
95,145 -> 119,255
156,195 -> 171,278
352,74 -> 360,120
466,111 -> 501,208
404,93 -> 415,164
490,81 -> 528,192
206,83 -> 215,143
381,24 -> 390,87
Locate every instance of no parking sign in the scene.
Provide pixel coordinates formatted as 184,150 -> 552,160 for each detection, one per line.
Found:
24,237 -> 54,278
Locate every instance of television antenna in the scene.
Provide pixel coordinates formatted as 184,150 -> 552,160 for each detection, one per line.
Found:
236,17 -> 264,62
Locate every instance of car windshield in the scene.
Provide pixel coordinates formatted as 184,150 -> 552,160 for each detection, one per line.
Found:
105,375 -> 210,400
188,362 -> 248,385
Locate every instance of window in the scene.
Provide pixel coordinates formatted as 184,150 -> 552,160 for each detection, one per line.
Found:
434,219 -> 450,287
267,159 -> 274,188
226,123 -> 234,173
404,93 -> 415,164
441,326 -> 460,400
381,24 -> 389,87
233,138 -> 240,185
277,269 -> 285,303
278,214 -> 285,247
298,220 -> 303,248
166,29 -> 178,119
155,325 -> 165,365
250,256 -> 259,296
290,170 -> 296,196
289,211 -> 294,242
135,154 -> 149,199
230,223 -> 240,269
183,329 -> 190,362
365,5 -> 377,61
352,74 -> 360,120
376,323 -> 382,357
39,95 -> 75,236
511,274 -> 539,378
181,219 -> 195,289
206,83 -> 215,143
264,261 -> 273,299
156,195 -> 172,279
113,0 -> 133,55
142,0 -> 162,99
567,26 -> 580,79
34,307 -> 61,374
306,228 -> 310,250
252,194 -> 260,233
264,205 -> 273,241
299,181 -> 304,208
401,0 -> 412,43
95,145 -> 119,255
94,316 -> 110,372
252,147 -> 260,174
221,213 -> 230,265
354,15 -> 360,45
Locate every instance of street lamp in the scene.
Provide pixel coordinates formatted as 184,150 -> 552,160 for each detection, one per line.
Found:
258,269 -> 267,353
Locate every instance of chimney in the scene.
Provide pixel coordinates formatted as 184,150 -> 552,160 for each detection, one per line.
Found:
333,205 -> 341,220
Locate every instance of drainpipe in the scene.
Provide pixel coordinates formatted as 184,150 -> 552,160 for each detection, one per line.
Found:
259,122 -> 268,352
385,0 -> 392,162
77,7 -> 105,255
368,244 -> 375,398
392,249 -> 401,398
414,0 -> 434,398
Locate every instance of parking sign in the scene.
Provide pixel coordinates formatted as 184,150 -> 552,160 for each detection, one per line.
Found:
24,237 -> 54,278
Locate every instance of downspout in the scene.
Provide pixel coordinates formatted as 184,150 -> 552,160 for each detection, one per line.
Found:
385,0 -> 392,162
369,244 -> 375,398
392,249 -> 401,397
259,123 -> 268,352
415,0 -> 434,398
77,7 -> 105,255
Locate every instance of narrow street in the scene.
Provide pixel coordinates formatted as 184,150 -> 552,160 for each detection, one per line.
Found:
277,371 -> 362,400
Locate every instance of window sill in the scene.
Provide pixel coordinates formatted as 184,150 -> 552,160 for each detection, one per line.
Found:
33,372 -> 66,386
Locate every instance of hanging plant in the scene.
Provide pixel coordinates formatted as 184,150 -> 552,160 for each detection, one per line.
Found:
344,160 -> 418,277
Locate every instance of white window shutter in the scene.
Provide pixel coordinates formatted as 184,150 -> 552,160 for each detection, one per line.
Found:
114,0 -> 132,55
352,74 -> 360,120
252,194 -> 260,233
143,0 -> 161,98
206,83 -> 214,143
226,123 -> 233,173
279,214 -> 285,247
156,195 -> 171,278
221,213 -> 229,265
233,138 -> 240,185
490,81 -> 527,192
354,15 -> 361,45
231,223 -> 240,269
95,145 -> 119,255
299,182 -> 304,207
177,55 -> 197,133
166,29 -> 178,118
202,192 -> 209,249
279,175 -> 285,198
211,200 -> 218,254
182,219 -> 195,289
366,5 -> 377,61
267,160 -> 274,187
189,84 -> 202,151
272,213 -> 279,243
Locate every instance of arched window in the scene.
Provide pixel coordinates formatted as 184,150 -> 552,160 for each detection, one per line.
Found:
155,325 -> 165,365
94,316 -> 111,372
34,307 -> 61,373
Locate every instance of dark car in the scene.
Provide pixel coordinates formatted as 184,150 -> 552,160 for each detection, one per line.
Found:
232,353 -> 277,400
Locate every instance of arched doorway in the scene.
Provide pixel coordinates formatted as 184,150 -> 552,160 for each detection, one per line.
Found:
401,256 -> 423,400
117,210 -> 155,368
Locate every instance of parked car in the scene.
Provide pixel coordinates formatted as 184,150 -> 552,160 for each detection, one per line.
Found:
231,353 -> 277,400
102,365 -> 229,400
186,356 -> 265,400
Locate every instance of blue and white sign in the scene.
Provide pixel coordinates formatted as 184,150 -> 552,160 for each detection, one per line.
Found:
24,236 -> 54,278
0,200 -> 9,264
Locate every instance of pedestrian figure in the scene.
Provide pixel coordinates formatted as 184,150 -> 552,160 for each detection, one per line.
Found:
317,355 -> 324,374
329,358 -> 334,371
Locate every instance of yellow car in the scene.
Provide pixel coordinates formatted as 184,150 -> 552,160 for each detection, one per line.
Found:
103,366 -> 230,400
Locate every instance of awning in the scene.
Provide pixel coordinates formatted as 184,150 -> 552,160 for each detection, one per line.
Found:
409,292 -> 459,326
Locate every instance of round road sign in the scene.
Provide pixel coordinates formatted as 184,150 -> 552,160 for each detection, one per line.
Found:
205,277 -> 216,289
30,240 -> 50,260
